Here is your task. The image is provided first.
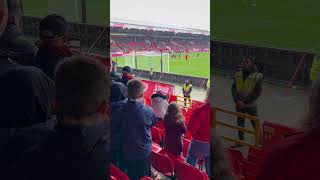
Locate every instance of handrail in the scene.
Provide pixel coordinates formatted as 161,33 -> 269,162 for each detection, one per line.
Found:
176,95 -> 192,108
212,107 -> 261,147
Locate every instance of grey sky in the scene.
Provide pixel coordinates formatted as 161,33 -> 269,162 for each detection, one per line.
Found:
110,0 -> 210,31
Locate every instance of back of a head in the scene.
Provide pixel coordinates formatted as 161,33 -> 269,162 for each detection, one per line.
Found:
0,66 -> 54,128
164,102 -> 183,125
211,130 -> 235,180
110,81 -> 127,103
55,55 -> 109,120
39,14 -> 67,42
127,79 -> 145,100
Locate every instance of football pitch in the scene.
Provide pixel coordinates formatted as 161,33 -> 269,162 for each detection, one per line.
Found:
23,0 -> 107,25
113,52 -> 210,78
213,0 -> 320,52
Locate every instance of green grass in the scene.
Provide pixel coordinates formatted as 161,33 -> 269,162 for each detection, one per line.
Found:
113,52 -> 210,78
23,0 -> 108,25
212,0 -> 320,52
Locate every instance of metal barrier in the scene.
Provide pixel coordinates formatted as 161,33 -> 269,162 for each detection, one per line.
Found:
176,96 -> 192,108
212,107 -> 261,147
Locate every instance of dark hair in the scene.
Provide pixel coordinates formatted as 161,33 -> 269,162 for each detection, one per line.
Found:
39,14 -> 68,39
212,130 -> 235,180
122,66 -> 132,74
55,55 -> 109,118
164,103 -> 184,126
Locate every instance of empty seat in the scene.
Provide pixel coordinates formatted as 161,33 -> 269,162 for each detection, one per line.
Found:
228,148 -> 244,176
175,159 -> 209,180
151,151 -> 174,177
110,163 -> 129,180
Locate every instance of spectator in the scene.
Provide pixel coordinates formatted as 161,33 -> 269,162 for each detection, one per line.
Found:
110,60 -> 121,81
151,90 -> 169,120
34,14 -> 72,79
0,66 -> 55,179
120,66 -> 134,86
163,103 -> 187,155
110,79 -> 127,168
0,0 -> 19,74
24,56 -> 109,180
257,76 -> 320,180
186,89 -> 211,176
211,130 -> 235,180
0,0 -> 36,66
116,79 -> 158,180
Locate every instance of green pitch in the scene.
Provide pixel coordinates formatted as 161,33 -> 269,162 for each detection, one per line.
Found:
113,52 -> 210,78
23,0 -> 107,25
213,0 -> 320,52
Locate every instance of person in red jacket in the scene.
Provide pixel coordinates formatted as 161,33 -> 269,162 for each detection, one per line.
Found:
257,77 -> 320,180
186,90 -> 211,176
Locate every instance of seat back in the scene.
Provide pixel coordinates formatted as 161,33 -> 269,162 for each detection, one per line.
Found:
151,151 -> 174,177
247,146 -> 267,164
140,176 -> 153,180
242,160 -> 260,180
110,163 -> 129,180
151,127 -> 162,145
175,160 -> 208,180
183,138 -> 191,158
228,148 -> 244,176
262,121 -> 297,147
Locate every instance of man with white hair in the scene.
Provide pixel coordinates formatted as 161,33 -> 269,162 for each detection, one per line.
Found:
116,79 -> 158,180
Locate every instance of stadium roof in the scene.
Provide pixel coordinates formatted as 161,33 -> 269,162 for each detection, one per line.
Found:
110,17 -> 210,36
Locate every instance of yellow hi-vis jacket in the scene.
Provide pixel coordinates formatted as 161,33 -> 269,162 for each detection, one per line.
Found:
183,84 -> 192,94
235,71 -> 263,98
310,55 -> 320,81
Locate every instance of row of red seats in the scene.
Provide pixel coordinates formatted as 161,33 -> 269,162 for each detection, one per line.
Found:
228,121 -> 298,180
110,163 -> 152,180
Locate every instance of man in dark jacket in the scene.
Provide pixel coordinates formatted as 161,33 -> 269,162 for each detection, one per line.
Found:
34,14 -> 72,79
23,56 -> 109,180
0,66 -> 55,179
0,0 -> 36,66
231,57 -> 263,144
110,80 -> 127,168
120,66 -> 134,86
116,79 -> 158,180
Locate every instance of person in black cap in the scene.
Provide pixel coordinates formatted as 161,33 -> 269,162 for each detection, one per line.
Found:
120,66 -> 134,86
34,14 -> 72,79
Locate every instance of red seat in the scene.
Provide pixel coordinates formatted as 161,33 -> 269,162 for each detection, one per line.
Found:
247,146 -> 267,164
182,138 -> 191,158
156,120 -> 165,130
151,151 -> 174,177
140,176 -> 152,180
175,159 -> 209,180
242,160 -> 260,180
110,163 -> 129,180
262,121 -> 297,147
151,127 -> 162,145
152,143 -> 162,153
228,148 -> 244,176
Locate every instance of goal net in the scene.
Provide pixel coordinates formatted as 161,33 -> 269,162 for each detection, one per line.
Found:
118,52 -> 170,73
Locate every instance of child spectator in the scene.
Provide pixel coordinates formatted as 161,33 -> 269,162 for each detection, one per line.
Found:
23,56 -> 109,180
163,103 -> 187,155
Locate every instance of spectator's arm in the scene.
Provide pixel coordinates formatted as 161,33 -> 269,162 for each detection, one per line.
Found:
147,108 -> 158,127
181,122 -> 187,134
231,81 -> 239,103
243,80 -> 262,104
187,110 -> 200,137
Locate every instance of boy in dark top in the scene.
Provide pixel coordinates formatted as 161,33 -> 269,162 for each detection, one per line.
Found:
35,14 -> 72,79
116,79 -> 158,180
24,56 -> 110,180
